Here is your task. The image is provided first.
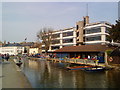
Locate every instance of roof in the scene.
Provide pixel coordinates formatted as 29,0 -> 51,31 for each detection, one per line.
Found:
85,21 -> 111,27
20,42 -> 34,46
3,43 -> 22,47
54,44 -> 114,53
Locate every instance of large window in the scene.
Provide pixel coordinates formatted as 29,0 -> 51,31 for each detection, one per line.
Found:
63,38 -> 73,43
51,40 -> 60,44
105,27 -> 110,33
52,33 -> 60,38
76,25 -> 79,30
85,27 -> 101,34
63,31 -> 73,37
77,32 -> 79,37
51,46 -> 59,50
85,36 -> 101,41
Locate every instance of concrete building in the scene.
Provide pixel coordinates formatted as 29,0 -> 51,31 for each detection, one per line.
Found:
42,16 -> 112,52
42,27 -> 77,52
84,21 -> 111,45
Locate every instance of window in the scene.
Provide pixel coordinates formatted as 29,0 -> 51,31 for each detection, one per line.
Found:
51,46 -> 59,50
85,36 -> 101,41
52,33 -> 60,38
63,45 -> 71,47
76,25 -> 79,30
85,27 -> 101,34
77,32 -> 79,37
63,31 -> 73,37
51,40 -> 60,44
105,27 -> 110,33
42,47 -> 45,50
63,39 -> 73,43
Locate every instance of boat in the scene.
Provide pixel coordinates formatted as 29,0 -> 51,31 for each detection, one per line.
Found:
67,65 -> 93,70
84,67 -> 106,72
16,62 -> 22,67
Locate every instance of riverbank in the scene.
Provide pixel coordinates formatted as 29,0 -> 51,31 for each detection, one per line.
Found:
2,59 -> 32,88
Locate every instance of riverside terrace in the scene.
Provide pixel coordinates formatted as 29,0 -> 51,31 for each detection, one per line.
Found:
51,44 -> 115,66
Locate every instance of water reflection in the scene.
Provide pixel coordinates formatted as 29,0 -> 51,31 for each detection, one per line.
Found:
22,59 -> 120,88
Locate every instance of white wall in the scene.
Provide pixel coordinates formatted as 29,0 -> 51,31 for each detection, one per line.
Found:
0,46 -> 24,55
29,48 -> 38,55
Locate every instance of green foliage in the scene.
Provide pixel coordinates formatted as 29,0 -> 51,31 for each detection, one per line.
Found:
108,19 -> 120,43
106,50 -> 113,56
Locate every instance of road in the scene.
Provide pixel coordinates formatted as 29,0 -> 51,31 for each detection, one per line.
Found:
2,59 -> 32,88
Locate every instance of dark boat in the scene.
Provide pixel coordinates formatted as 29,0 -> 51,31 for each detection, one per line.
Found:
67,65 -> 93,70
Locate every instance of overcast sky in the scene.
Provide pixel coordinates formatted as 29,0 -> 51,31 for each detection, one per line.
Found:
1,1 -> 119,43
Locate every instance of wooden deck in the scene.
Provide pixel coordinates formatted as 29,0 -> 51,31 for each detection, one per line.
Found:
47,58 -> 106,67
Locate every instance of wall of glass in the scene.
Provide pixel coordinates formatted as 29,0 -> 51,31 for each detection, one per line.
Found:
63,31 -> 73,37
105,27 -> 110,33
52,33 -> 60,38
51,40 -> 60,44
85,35 -> 101,41
85,27 -> 101,34
63,38 -> 73,43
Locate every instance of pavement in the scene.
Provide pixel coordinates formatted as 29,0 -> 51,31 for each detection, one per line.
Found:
0,63 -> 2,89
2,59 -> 32,88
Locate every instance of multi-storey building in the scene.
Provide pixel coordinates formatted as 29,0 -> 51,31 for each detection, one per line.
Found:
42,27 -> 77,52
42,16 -> 112,52
84,21 -> 111,45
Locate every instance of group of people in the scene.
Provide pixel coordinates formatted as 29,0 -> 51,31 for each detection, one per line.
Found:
0,53 -> 10,62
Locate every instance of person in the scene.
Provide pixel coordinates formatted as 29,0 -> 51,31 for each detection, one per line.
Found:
5,54 -> 10,61
88,55 -> 91,60
16,57 -> 22,68
76,56 -> 80,59
0,54 -> 2,63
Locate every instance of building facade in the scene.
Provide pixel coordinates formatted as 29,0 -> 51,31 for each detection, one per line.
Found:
0,46 -> 24,55
0,43 -> 24,55
84,21 -> 111,45
42,16 -> 112,52
42,27 -> 77,52
29,48 -> 39,55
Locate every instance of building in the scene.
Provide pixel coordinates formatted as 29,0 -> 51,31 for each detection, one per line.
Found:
29,48 -> 39,55
20,42 -> 35,54
54,44 -> 114,63
84,21 -> 111,45
42,27 -> 77,52
42,16 -> 112,52
0,43 -> 24,55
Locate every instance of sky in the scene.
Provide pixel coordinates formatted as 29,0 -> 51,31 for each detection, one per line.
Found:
1,1 -> 119,43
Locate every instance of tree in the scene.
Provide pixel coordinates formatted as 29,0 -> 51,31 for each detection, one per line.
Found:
108,19 -> 120,43
0,41 -> 2,46
37,27 -> 54,53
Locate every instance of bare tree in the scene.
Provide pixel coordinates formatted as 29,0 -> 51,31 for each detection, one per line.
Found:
37,27 -> 54,53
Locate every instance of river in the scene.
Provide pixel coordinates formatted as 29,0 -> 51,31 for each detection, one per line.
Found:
21,59 -> 120,88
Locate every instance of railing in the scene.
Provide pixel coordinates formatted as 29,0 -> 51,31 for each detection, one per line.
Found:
64,59 -> 98,66
48,58 -> 100,66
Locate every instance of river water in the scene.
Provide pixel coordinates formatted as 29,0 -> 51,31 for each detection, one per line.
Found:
22,59 -> 120,88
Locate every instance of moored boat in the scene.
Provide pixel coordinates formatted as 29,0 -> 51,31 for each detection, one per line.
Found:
67,65 -> 93,70
84,67 -> 106,72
